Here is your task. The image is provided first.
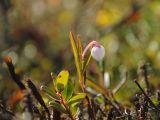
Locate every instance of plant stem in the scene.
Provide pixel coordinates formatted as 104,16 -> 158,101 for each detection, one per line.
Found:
82,40 -> 100,60
4,56 -> 33,114
4,56 -> 26,90
59,93 -> 75,120
140,64 -> 150,93
85,96 -> 96,120
79,78 -> 86,92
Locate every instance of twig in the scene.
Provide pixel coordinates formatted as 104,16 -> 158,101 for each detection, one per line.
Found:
4,56 -> 33,113
140,64 -> 150,93
0,104 -> 15,116
4,56 -> 26,90
92,99 -> 106,117
52,108 -> 61,120
86,96 -> 96,120
91,98 -> 96,119
134,79 -> 159,112
23,91 -> 33,114
113,72 -> 127,94
26,79 -> 50,120
32,104 -> 43,119
102,94 -> 122,115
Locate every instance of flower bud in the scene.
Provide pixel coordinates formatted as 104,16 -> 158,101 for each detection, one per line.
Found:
91,45 -> 105,61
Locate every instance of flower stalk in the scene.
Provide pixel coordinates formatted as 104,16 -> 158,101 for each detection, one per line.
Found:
82,40 -> 100,60
82,40 -> 105,62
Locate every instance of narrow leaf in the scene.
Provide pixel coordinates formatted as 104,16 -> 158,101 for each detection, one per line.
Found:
77,35 -> 83,76
49,101 -> 67,114
70,106 -> 78,116
69,32 -> 82,80
70,101 -> 79,108
77,35 -> 82,56
41,85 -> 60,100
77,35 -> 83,70
68,93 -> 86,105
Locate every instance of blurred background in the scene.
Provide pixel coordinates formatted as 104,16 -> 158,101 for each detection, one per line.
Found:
1,0 -> 160,104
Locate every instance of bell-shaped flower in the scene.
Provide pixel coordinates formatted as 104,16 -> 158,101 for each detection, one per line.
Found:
82,40 -> 105,61
91,45 -> 105,61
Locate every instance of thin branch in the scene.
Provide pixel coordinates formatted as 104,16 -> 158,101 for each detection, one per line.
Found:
26,79 -> 50,120
4,56 -> 33,113
0,104 -> 15,116
140,64 -> 150,93
22,90 -> 33,114
113,72 -> 127,94
134,79 -> 159,112
102,94 -> 122,115
85,96 -> 96,120
4,56 -> 26,90
52,108 -> 61,120
92,99 -> 106,117
32,104 -> 43,119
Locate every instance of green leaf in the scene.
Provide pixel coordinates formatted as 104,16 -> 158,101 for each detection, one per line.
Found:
69,32 -> 82,81
77,35 -> 83,69
77,35 -> 82,58
68,93 -> 86,106
57,83 -> 64,92
70,101 -> 79,108
70,106 -> 78,116
49,101 -> 67,113
41,85 -> 60,100
95,96 -> 105,104
62,81 -> 73,101
56,70 -> 69,92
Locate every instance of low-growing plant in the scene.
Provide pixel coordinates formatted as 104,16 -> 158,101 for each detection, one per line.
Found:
1,32 -> 160,120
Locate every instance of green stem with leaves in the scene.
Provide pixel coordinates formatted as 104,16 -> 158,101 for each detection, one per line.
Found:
58,93 -> 75,120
